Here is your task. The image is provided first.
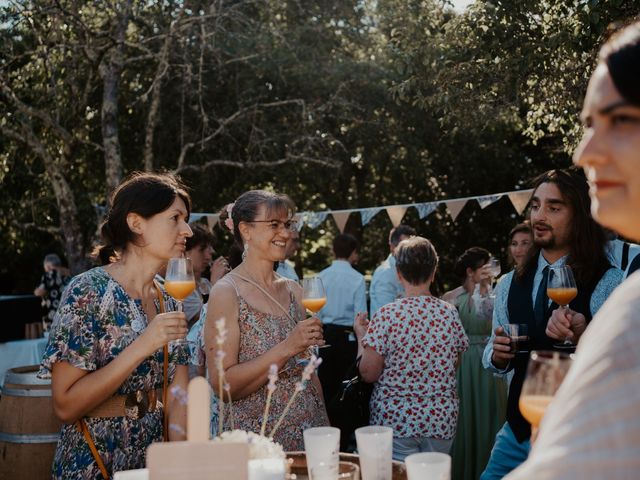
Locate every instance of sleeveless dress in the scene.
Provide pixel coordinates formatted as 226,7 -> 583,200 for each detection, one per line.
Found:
450,291 -> 508,480
223,276 -> 329,451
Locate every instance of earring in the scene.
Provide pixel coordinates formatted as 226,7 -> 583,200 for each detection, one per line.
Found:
242,242 -> 249,261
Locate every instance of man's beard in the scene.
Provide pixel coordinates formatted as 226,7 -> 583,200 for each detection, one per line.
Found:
534,233 -> 555,249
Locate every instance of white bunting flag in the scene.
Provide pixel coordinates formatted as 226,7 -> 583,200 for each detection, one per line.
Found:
206,214 -> 218,231
386,206 -> 407,227
331,211 -> 351,233
508,191 -> 532,215
445,199 -> 467,221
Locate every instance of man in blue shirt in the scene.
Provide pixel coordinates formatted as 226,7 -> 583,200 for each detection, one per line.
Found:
317,233 -> 367,448
481,169 -> 623,479
369,225 -> 416,316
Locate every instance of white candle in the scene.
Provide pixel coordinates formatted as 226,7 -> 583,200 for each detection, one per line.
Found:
247,458 -> 286,480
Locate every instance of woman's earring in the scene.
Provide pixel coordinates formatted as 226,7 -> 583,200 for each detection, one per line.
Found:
242,242 -> 249,261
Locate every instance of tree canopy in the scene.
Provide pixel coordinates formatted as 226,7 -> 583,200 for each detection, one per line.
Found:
1,0 -> 638,293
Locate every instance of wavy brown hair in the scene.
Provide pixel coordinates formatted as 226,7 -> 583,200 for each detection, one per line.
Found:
517,168 -> 610,288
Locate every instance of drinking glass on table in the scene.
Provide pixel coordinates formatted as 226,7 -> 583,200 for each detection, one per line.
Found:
405,452 -> 451,480
519,350 -> 573,429
547,265 -> 578,349
164,257 -> 195,346
302,277 -> 330,354
304,426 -> 341,479
355,426 -> 393,480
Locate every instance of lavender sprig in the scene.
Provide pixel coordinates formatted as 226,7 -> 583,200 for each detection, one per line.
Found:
215,317 -> 228,434
260,364 -> 279,436
224,381 -> 235,430
269,355 -> 322,438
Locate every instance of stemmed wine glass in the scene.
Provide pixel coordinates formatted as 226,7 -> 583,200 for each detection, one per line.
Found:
487,256 -> 501,296
164,257 -> 196,346
301,277 -> 330,355
519,350 -> 573,429
546,265 -> 578,349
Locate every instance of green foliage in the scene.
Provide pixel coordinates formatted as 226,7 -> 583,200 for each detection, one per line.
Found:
1,0 -> 638,293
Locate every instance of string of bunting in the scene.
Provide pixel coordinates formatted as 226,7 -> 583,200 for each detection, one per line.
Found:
190,188 -> 533,233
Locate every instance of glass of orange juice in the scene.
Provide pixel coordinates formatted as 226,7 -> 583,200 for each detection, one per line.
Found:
301,277 -> 329,354
547,265 -> 578,349
164,257 -> 196,346
519,350 -> 573,428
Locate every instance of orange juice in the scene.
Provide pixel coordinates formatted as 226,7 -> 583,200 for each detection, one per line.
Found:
547,287 -> 578,306
302,297 -> 327,313
519,395 -> 553,427
164,280 -> 196,301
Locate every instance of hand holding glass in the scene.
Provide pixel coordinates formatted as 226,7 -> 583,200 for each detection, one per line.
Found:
504,324 -> 529,354
547,265 -> 578,348
164,257 -> 195,345
302,277 -> 329,352
519,350 -> 573,428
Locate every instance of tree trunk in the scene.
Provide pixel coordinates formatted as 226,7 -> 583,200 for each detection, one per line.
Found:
143,14 -> 182,172
48,165 -> 89,275
101,0 -> 132,195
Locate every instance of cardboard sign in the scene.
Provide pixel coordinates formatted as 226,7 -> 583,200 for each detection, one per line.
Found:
147,442 -> 249,480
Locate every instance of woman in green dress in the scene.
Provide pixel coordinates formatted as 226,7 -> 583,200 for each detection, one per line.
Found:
443,247 -> 508,480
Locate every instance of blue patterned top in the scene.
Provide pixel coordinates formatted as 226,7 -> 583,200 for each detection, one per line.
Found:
39,266 -> 189,479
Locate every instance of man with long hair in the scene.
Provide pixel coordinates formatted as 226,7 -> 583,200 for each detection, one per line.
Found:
480,168 -> 623,479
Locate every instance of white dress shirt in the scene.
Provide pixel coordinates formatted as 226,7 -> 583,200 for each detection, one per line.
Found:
369,254 -> 403,316
317,260 -> 367,327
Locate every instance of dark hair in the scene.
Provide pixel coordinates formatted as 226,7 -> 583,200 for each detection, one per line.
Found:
454,247 -> 490,280
219,190 -> 295,247
333,233 -> 358,259
395,236 -> 439,285
518,168 -> 610,287
227,242 -> 244,269
96,172 -> 191,260
186,224 -> 215,251
389,225 -> 417,247
509,221 -> 532,241
599,21 -> 640,106
507,222 -> 533,267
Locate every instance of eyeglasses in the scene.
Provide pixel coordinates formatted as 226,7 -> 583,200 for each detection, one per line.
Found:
247,219 -> 298,232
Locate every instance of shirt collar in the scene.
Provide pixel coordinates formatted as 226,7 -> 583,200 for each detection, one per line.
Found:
332,259 -> 352,268
388,254 -> 396,267
537,252 -> 568,272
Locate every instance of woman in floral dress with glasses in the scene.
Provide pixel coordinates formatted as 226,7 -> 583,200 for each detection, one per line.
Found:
39,172 -> 191,479
204,190 -> 329,451
354,236 -> 469,461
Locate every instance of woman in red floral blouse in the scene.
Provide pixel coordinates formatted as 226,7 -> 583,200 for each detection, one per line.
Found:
354,236 -> 469,461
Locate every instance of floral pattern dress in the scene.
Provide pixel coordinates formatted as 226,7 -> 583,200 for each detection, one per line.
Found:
223,277 -> 329,451
38,267 -> 189,479
363,295 -> 469,440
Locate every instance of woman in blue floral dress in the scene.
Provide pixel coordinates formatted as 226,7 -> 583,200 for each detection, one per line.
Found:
39,172 -> 193,479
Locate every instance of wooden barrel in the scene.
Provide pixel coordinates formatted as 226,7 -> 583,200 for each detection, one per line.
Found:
0,365 -> 61,480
